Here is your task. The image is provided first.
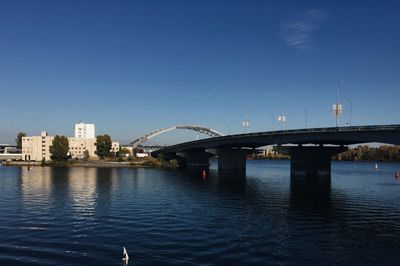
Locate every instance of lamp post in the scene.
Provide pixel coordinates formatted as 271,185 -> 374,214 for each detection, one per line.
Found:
303,107 -> 308,129
278,94 -> 287,130
271,113 -> 275,131
346,97 -> 352,126
242,119 -> 250,133
332,81 -> 343,127
278,115 -> 286,130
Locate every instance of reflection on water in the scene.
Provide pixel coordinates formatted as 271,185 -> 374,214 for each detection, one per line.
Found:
290,175 -> 331,209
0,161 -> 400,265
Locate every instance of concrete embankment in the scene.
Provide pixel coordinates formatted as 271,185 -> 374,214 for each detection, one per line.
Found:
2,159 -> 177,169
2,161 -> 41,166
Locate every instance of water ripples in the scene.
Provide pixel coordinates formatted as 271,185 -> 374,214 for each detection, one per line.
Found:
0,162 -> 400,265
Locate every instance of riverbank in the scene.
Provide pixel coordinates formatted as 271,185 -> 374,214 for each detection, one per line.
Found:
2,157 -> 178,169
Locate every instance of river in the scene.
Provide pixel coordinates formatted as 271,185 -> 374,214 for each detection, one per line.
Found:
0,160 -> 399,265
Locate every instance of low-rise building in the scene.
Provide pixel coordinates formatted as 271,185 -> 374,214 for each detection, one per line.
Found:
68,137 -> 97,159
22,131 -> 54,161
111,142 -> 120,154
121,146 -> 133,155
21,123 -> 124,161
22,131 -> 97,161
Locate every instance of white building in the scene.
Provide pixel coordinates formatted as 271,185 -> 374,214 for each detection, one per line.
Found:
22,131 -> 54,161
22,131 -> 97,161
21,122 -> 124,161
67,137 -> 97,159
111,142 -> 120,154
74,122 -> 95,139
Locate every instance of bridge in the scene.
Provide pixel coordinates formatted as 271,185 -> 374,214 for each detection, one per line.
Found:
152,125 -> 400,177
129,125 -> 224,149
0,144 -> 22,161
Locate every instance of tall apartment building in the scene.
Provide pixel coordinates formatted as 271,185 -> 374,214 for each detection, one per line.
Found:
74,122 -> 95,139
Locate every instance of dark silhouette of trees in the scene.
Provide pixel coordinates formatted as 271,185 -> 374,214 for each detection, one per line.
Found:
337,145 -> 400,162
95,134 -> 112,159
15,132 -> 26,149
50,135 -> 69,161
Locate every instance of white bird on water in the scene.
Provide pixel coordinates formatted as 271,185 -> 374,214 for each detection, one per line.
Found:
123,246 -> 129,265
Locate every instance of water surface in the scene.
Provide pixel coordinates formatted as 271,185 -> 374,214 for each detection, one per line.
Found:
0,160 -> 399,265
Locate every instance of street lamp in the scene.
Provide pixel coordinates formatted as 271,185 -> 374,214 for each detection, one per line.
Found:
345,97 -> 352,126
303,107 -> 308,129
279,94 -> 288,130
278,115 -> 286,130
332,81 -> 343,127
271,113 -> 275,131
242,119 -> 250,133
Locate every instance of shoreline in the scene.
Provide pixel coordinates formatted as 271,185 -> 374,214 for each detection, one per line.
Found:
3,158 -> 400,169
1,160 -> 178,169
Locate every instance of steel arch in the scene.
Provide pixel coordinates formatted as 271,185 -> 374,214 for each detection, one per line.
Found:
129,125 -> 224,148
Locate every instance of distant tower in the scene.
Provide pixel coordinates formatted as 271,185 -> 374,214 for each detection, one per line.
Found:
74,122 -> 95,139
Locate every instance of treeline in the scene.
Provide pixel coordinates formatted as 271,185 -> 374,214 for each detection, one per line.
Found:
254,145 -> 400,162
336,145 -> 400,162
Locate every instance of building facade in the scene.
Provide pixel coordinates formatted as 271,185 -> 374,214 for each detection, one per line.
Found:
22,131 -> 54,161
74,122 -> 95,139
68,137 -> 97,159
22,131 -> 97,161
21,123 -> 124,161
111,142 -> 120,154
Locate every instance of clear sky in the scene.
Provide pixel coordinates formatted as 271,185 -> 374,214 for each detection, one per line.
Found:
1,0 -> 399,144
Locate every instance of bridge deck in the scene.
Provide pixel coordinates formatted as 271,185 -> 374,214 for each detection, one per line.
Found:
152,125 -> 400,156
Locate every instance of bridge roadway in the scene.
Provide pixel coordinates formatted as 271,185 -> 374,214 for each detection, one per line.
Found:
152,125 -> 400,177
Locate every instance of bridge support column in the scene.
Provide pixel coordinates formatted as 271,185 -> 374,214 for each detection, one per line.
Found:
178,151 -> 213,168
277,145 -> 347,177
217,148 -> 248,172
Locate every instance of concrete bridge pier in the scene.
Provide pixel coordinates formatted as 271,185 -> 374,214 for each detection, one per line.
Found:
216,148 -> 250,171
177,151 -> 214,168
277,145 -> 347,177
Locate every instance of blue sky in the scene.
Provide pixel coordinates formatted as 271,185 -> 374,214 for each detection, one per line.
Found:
1,0 -> 399,144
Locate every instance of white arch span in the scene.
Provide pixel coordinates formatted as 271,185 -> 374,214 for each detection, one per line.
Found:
129,125 -> 224,149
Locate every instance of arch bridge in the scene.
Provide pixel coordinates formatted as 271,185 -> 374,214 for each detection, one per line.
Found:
129,125 -> 224,149
152,124 -> 400,177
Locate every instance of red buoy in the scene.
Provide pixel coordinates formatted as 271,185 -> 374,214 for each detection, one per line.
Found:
201,169 -> 207,178
396,171 -> 400,178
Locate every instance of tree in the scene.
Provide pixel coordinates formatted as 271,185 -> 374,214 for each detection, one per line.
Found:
50,135 -> 69,161
119,147 -> 131,157
95,134 -> 112,159
15,132 -> 27,149
83,150 -> 90,160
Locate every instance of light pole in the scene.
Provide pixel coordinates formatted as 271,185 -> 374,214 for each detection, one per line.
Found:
271,113 -> 275,131
242,114 -> 250,133
278,94 -> 287,130
242,119 -> 249,133
303,107 -> 308,129
278,115 -> 286,130
346,97 -> 352,126
332,81 -> 343,127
